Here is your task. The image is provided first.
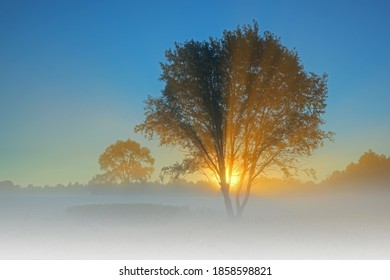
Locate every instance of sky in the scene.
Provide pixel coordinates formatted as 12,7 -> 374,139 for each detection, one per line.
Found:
1,0 -> 389,186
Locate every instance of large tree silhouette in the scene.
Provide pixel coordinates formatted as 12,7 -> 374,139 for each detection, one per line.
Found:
135,23 -> 332,218
98,139 -> 154,184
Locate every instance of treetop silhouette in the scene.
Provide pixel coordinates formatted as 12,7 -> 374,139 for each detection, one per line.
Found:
135,22 -> 333,218
96,139 -> 154,184
324,150 -> 390,187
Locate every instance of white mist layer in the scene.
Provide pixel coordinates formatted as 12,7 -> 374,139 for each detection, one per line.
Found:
1,187 -> 389,259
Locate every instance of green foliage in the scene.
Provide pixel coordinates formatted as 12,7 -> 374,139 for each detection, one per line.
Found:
136,22 -> 332,217
97,139 -> 154,184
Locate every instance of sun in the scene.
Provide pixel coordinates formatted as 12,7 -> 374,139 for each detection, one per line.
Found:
206,169 -> 241,188
227,173 -> 240,186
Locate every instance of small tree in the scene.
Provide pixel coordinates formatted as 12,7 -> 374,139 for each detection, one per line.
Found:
135,22 -> 333,218
98,139 -> 154,184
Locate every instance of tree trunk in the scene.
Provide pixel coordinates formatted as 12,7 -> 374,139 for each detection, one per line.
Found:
220,182 -> 235,220
237,183 -> 251,217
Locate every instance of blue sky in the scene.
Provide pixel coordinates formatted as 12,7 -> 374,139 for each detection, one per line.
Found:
1,0 -> 389,186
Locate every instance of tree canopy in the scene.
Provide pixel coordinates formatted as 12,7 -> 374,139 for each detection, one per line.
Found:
135,22 -> 333,218
97,139 -> 154,184
324,150 -> 390,187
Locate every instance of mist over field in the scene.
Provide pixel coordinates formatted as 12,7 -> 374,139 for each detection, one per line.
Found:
1,0 -> 389,267
1,179 -> 389,260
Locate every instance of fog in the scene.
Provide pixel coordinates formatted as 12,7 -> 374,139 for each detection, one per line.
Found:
1,183 -> 389,259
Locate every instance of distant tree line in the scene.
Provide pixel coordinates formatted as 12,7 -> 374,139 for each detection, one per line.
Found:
322,150 -> 390,188
2,150 -> 389,195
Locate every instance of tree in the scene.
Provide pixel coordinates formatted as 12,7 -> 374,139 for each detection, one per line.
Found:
323,150 -> 390,187
98,139 -> 154,184
135,22 -> 333,218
